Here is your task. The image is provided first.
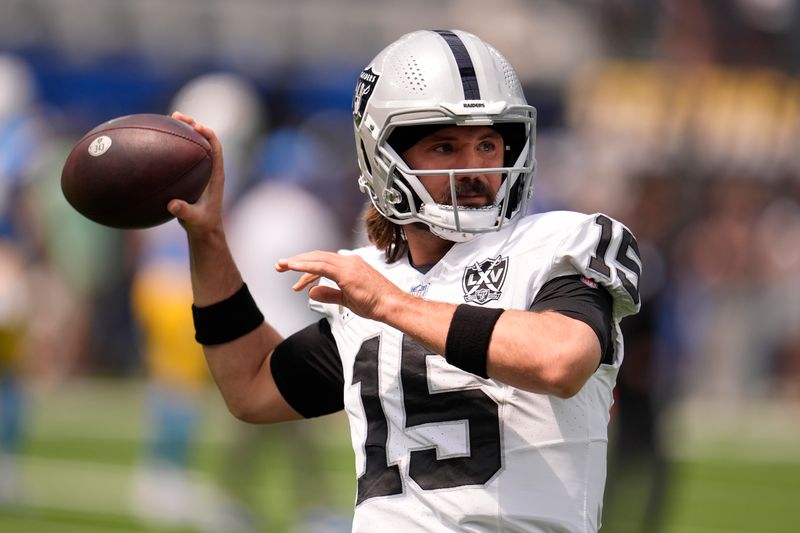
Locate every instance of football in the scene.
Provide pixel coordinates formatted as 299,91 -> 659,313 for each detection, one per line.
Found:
61,113 -> 212,229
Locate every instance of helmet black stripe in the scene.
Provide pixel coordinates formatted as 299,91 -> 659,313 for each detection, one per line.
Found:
434,30 -> 481,101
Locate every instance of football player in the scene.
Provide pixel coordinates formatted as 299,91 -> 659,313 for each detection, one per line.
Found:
169,29 -> 641,532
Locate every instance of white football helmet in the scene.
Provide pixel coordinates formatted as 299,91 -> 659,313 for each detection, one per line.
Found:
353,29 -> 536,242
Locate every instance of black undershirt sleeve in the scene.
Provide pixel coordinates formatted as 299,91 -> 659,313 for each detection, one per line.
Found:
530,275 -> 615,365
269,318 -> 344,418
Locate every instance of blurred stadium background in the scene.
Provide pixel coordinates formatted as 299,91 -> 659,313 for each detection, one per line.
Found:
0,0 -> 799,532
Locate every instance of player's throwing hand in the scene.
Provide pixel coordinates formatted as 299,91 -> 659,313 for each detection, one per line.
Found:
168,112 -> 226,237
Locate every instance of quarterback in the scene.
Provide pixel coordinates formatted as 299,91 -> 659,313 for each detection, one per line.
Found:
170,30 -> 641,532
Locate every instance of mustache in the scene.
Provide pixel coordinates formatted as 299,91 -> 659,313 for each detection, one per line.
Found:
438,179 -> 495,205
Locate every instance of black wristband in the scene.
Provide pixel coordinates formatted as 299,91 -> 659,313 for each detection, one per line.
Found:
192,283 -> 264,345
445,304 -> 505,378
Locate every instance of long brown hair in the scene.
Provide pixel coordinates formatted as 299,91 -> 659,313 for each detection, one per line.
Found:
363,205 -> 407,263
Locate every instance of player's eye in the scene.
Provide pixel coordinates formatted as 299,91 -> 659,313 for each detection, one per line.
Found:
478,140 -> 499,153
432,143 -> 454,154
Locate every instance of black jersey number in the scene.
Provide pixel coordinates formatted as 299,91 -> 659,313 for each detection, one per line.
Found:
588,214 -> 641,304
352,334 -> 501,505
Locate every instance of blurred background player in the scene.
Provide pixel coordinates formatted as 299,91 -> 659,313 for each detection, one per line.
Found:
0,54 -> 38,507
129,223 -> 209,528
0,240 -> 29,505
223,126 -> 351,533
602,176 -> 678,533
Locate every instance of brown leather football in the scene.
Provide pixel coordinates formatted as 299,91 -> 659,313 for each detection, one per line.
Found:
61,113 -> 212,229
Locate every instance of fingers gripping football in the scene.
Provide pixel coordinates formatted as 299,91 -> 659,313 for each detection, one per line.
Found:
168,112 -> 226,235
276,251 -> 402,320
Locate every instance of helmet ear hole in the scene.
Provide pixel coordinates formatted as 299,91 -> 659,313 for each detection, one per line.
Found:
392,175 -> 422,214
504,175 -> 525,219
359,139 -> 372,175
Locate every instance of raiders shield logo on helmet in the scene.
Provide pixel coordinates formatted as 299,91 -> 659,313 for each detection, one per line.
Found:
353,67 -> 379,127
462,256 -> 509,305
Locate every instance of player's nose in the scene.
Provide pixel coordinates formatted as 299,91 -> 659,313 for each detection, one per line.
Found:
456,148 -> 480,170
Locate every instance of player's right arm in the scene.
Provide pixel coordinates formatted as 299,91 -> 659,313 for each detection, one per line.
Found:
167,112 -> 301,424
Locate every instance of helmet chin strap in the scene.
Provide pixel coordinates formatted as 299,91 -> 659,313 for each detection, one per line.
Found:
420,203 -> 500,242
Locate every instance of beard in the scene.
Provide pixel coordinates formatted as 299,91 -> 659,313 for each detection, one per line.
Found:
437,179 -> 496,206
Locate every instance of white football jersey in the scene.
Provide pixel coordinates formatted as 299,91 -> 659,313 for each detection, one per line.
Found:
310,211 -> 641,533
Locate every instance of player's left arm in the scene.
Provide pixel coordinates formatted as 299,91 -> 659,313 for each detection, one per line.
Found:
387,298 -> 608,398
485,306 -> 605,397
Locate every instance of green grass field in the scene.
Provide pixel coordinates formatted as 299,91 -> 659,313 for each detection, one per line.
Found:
1,378 -> 798,532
